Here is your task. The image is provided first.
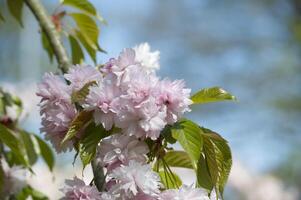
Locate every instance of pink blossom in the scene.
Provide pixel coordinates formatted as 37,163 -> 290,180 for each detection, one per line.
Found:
101,49 -> 136,85
64,65 -> 102,91
37,73 -> 71,104
133,43 -> 160,73
159,186 -> 209,200
60,177 -> 101,200
120,65 -> 158,103
84,81 -> 121,130
99,191 -> 118,200
109,161 -> 161,198
133,192 -> 158,200
37,73 -> 76,152
40,101 -> 76,152
114,97 -> 166,140
96,134 -> 149,171
135,97 -> 166,139
154,79 -> 192,124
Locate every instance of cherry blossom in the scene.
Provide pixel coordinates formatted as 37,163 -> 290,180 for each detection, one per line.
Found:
109,161 -> 161,198
60,177 -> 101,200
96,134 -> 149,171
134,43 -> 160,73
37,73 -> 76,152
64,64 -> 102,91
159,185 -> 210,200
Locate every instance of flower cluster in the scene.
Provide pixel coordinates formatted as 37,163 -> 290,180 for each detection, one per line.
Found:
61,177 -> 218,200
60,177 -> 101,200
36,65 -> 101,152
37,43 -> 209,199
37,43 -> 192,152
84,46 -> 192,140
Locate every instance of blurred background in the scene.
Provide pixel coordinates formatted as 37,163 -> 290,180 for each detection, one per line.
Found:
0,0 -> 301,199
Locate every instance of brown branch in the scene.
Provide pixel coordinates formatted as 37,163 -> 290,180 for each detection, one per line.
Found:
24,0 -> 71,73
24,1 -> 105,191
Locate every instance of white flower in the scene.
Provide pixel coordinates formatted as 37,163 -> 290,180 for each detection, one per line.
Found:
160,185 -> 210,200
0,160 -> 27,197
134,43 -> 160,72
209,190 -> 221,200
109,161 -> 161,198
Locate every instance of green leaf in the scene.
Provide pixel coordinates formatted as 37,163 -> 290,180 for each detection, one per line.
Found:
5,151 -> 22,167
75,30 -> 97,63
198,128 -> 232,196
63,0 -> 96,15
0,124 -> 29,167
79,123 -> 109,168
197,154 -> 214,190
163,151 -> 193,169
204,130 -> 232,195
69,35 -> 84,64
20,131 -> 38,166
171,119 -> 203,169
203,137 -> 219,186
91,159 -> 105,191
17,185 -> 49,200
61,111 -> 93,145
159,170 -> 182,189
0,90 -> 22,119
70,13 -> 99,49
191,87 -> 236,104
7,0 -> 24,26
34,135 -> 55,171
41,31 -> 54,62
0,98 -> 5,115
71,81 -> 96,103
161,125 -> 177,144
96,42 -> 107,53
62,0 -> 106,24
0,10 -> 4,22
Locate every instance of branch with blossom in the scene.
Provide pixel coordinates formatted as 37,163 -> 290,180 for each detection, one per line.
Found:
0,0 -> 236,199
37,43 -> 235,199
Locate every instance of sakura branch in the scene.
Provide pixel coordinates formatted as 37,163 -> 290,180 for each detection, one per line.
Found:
37,43 -> 233,199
